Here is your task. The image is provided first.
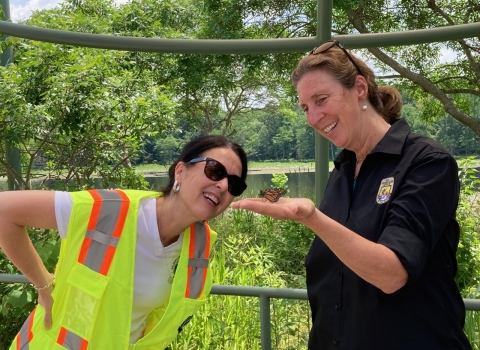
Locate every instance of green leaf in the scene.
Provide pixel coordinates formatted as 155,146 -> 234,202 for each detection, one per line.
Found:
8,289 -> 29,309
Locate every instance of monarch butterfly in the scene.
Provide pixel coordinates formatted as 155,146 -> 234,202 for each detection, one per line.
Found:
259,188 -> 287,202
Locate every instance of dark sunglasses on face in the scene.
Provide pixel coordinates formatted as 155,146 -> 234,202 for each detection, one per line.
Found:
187,157 -> 247,197
309,40 -> 363,76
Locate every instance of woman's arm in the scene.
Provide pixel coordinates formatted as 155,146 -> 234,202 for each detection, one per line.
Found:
302,207 -> 407,293
0,190 -> 58,329
231,198 -> 407,293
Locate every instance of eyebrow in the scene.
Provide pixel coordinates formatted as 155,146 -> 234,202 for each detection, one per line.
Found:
298,93 -> 326,107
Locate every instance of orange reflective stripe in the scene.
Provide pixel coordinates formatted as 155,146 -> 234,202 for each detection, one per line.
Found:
16,307 -> 36,350
99,245 -> 116,276
199,223 -> 211,296
185,224 -> 196,298
78,190 -> 102,265
57,327 -> 89,350
27,308 -> 35,341
188,223 -> 197,260
98,190 -> 130,275
77,190 -> 130,276
185,222 -> 211,299
111,189 -> 129,238
57,327 -> 67,346
77,237 -> 92,265
86,189 -> 103,231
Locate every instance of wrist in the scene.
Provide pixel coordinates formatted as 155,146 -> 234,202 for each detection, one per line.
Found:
299,206 -> 320,228
33,274 -> 55,291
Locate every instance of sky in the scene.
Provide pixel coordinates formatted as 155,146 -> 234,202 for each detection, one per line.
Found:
9,0 -> 128,21
9,0 -> 63,22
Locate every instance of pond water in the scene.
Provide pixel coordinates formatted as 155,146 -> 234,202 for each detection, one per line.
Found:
0,171 -> 317,198
2,167 -> 478,198
145,171 -> 316,199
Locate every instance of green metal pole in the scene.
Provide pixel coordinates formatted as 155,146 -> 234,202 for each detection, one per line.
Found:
1,0 -> 22,190
314,0 -> 333,205
1,19 -> 479,53
259,293 -> 271,350
5,140 -> 22,190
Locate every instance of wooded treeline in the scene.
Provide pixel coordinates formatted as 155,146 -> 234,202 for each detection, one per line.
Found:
1,0 -> 479,188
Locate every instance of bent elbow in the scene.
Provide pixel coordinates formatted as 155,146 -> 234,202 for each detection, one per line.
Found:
380,275 -> 408,294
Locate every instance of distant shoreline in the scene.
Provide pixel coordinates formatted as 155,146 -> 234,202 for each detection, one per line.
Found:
140,165 -> 322,178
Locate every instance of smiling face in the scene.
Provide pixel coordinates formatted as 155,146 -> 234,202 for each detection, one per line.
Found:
297,69 -> 365,150
174,147 -> 243,221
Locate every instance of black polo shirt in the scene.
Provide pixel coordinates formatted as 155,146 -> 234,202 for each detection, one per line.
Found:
306,118 -> 471,349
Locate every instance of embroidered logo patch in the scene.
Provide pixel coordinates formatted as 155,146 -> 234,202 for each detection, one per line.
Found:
377,177 -> 394,204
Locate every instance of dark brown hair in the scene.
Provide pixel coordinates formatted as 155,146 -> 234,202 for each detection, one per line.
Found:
160,135 -> 248,195
291,47 -> 402,124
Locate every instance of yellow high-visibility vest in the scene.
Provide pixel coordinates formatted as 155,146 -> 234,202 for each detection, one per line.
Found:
10,189 -> 217,350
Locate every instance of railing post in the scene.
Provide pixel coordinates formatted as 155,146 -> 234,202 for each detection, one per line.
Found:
1,0 -> 23,190
259,293 -> 272,350
313,0 -> 333,204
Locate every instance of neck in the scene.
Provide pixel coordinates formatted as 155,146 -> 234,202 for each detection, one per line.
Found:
157,196 -> 190,247
354,115 -> 391,163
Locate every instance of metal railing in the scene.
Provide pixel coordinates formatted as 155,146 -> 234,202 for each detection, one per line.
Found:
1,274 -> 480,350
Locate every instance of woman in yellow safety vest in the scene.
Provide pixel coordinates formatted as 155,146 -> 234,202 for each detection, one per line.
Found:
0,135 -> 248,350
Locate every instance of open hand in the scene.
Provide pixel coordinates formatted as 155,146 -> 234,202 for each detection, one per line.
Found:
37,286 -> 54,330
231,197 -> 317,224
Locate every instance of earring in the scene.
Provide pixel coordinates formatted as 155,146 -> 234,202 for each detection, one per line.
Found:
173,180 -> 180,192
362,105 -> 367,110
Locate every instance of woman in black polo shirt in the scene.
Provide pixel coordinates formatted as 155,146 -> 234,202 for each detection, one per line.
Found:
232,40 -> 471,349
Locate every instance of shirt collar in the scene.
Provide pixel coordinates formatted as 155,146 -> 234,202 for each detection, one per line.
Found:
333,118 -> 411,170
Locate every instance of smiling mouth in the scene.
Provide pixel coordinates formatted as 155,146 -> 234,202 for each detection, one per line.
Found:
204,193 -> 219,205
324,121 -> 338,134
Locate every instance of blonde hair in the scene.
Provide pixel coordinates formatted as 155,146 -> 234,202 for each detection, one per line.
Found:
291,47 -> 402,124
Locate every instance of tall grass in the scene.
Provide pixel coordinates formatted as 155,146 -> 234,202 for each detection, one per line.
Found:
458,157 -> 480,349
169,209 -> 312,350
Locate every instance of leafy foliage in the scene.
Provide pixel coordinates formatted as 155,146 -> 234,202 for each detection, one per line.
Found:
456,156 -> 480,296
0,228 -> 60,348
1,1 -> 179,190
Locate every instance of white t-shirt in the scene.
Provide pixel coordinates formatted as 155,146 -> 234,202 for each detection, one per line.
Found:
54,191 -> 183,343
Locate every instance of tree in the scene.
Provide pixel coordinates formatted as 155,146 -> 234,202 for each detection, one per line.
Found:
337,0 -> 480,138
210,0 -> 480,139
0,0 -> 177,190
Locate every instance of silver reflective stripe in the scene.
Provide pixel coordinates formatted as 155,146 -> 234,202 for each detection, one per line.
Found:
85,230 -> 120,247
17,311 -> 33,349
187,222 -> 209,299
83,190 -> 122,272
188,257 -> 209,268
62,330 -> 86,350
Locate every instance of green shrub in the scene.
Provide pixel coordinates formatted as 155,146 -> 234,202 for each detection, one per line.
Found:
0,228 -> 60,349
456,156 -> 480,348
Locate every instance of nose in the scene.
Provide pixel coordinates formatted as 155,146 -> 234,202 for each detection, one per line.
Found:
306,106 -> 322,127
215,177 -> 229,193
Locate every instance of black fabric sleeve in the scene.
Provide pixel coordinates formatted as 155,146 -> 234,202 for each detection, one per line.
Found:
378,151 -> 459,284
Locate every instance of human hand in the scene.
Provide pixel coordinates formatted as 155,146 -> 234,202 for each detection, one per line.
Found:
231,197 -> 317,224
37,286 -> 54,330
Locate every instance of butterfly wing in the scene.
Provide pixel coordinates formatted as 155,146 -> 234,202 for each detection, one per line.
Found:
260,188 -> 287,202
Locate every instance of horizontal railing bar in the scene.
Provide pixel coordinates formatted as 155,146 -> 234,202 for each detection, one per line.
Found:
211,284 -> 308,300
2,274 -> 480,309
1,21 -> 480,53
463,299 -> 480,311
0,274 -> 29,283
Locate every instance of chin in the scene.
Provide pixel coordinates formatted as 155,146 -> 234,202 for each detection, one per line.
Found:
329,137 -> 346,148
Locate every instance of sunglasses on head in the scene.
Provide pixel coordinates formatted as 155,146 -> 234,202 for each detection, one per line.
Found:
188,157 -> 247,197
309,40 -> 363,76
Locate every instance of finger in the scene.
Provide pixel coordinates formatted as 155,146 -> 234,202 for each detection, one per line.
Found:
231,198 -> 270,209
232,200 -> 287,217
44,310 -> 52,330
